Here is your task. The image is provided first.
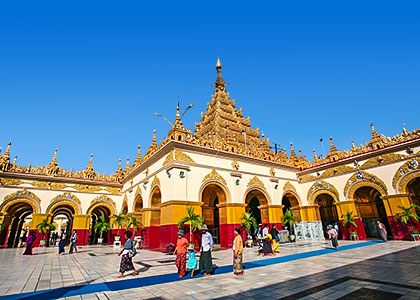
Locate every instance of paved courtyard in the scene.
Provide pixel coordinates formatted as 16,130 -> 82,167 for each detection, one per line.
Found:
0,240 -> 420,299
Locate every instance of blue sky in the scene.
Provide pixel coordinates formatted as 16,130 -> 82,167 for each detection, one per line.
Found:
0,1 -> 419,174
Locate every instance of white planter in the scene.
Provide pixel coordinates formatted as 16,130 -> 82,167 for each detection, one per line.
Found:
246,239 -> 253,247
40,239 -> 46,246
114,235 -> 121,241
97,238 -> 104,244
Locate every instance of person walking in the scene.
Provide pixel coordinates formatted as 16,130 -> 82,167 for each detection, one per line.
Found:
186,244 -> 198,277
270,224 -> 280,253
118,231 -> 138,278
58,229 -> 66,255
377,220 -> 388,242
262,224 -> 273,256
174,229 -> 188,278
255,224 -> 263,255
327,224 -> 339,251
199,224 -> 213,277
23,231 -> 36,255
233,228 -> 244,276
69,230 -> 78,254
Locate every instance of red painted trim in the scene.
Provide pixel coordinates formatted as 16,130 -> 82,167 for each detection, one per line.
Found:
388,216 -> 420,240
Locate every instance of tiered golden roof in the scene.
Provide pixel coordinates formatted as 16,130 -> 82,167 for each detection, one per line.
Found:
1,60 -> 419,183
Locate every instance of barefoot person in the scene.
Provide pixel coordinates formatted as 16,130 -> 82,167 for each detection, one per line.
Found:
118,231 -> 138,278
233,228 -> 244,276
327,224 -> 339,251
23,231 -> 36,255
69,230 -> 78,254
199,224 -> 213,277
174,229 -> 188,278
377,220 -> 388,242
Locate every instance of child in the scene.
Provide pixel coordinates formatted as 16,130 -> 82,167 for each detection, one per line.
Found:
186,244 -> 198,277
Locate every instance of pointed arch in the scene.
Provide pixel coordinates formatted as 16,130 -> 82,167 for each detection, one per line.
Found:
1,189 -> 41,214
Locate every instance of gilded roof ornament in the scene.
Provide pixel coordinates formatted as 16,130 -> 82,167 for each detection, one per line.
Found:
202,168 -> 227,185
46,148 -> 60,176
0,142 -> 11,172
133,145 -> 141,168
290,142 -> 297,159
151,175 -> 161,188
83,154 -> 96,180
247,176 -> 265,188
283,181 -> 297,193
114,158 -> 123,182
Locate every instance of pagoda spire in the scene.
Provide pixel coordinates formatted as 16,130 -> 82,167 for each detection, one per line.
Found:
329,136 -> 338,153
151,129 -> 157,148
211,57 -> 229,91
313,149 -> 318,161
290,142 -> 297,159
133,145 -> 141,167
0,142 -> 12,171
4,141 -> 11,158
115,158 -> 123,182
50,148 -> 58,165
370,122 -> 380,140
298,149 -> 304,160
124,157 -> 130,174
83,154 -> 95,180
46,148 -> 60,175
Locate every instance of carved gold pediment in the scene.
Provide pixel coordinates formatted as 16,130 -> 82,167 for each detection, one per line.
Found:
202,169 -> 227,185
283,181 -> 297,193
151,175 -> 161,188
307,180 -> 339,204
51,192 -> 81,204
104,186 -> 122,195
72,184 -> 102,192
247,176 -> 264,188
31,181 -> 68,190
0,178 -> 23,186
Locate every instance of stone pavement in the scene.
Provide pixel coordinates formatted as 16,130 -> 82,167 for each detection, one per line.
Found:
0,240 -> 419,299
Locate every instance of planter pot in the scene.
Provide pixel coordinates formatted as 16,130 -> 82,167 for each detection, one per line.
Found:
114,235 -> 121,241
350,231 -> 358,237
409,230 -> 420,235
97,238 -> 104,244
246,239 -> 253,247
40,239 -> 46,246
188,243 -> 195,248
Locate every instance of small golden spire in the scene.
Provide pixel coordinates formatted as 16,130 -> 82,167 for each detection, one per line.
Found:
216,57 -> 222,69
370,122 -> 380,140
50,148 -> 58,165
117,158 -> 122,172
114,158 -> 123,182
4,141 -> 11,158
299,149 -> 303,160
87,154 -> 93,168
329,136 -> 338,153
124,157 -> 130,173
13,155 -> 17,166
290,142 -> 297,159
313,149 -> 318,161
133,145 -> 141,166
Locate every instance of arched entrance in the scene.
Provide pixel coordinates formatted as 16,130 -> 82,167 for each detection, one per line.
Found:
282,192 -> 299,214
48,204 -> 75,246
0,202 -> 33,247
88,205 -> 112,244
407,177 -> 420,208
150,187 -> 162,226
201,183 -> 227,245
314,194 -> 339,238
245,188 -> 269,232
354,186 -> 390,238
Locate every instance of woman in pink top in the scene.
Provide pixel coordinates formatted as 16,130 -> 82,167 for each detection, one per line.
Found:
174,229 -> 188,278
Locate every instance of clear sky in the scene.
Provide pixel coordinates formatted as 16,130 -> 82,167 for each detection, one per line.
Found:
1,1 -> 419,175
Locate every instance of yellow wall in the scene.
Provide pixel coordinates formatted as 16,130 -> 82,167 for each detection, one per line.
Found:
298,206 -> 320,222
382,194 -> 412,216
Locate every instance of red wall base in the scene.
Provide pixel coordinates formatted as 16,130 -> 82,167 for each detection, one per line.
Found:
388,216 -> 420,240
74,229 -> 89,246
340,218 -> 366,240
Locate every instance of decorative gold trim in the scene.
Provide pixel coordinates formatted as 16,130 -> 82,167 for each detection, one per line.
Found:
151,175 -> 161,188
247,176 -> 265,188
361,153 -> 406,169
202,169 -> 227,185
1,189 -> 41,214
3,188 -> 41,203
392,157 -> 420,192
50,192 -> 81,204
298,174 -> 318,183
104,186 -> 122,194
31,181 -> 68,190
307,180 -> 339,204
283,181 -> 297,193
231,160 -> 240,170
397,169 -> 420,194
320,165 -> 355,178
0,178 -> 23,186
174,150 -> 195,163
270,167 -> 275,176
163,150 -> 175,166
72,184 -> 102,192
345,170 -> 388,198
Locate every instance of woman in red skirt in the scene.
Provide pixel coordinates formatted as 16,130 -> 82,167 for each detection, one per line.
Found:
174,229 -> 188,278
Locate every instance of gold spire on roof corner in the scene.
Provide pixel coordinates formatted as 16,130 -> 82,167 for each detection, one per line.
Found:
114,158 -> 123,182
370,122 -> 380,140
124,157 -> 130,174
313,149 -> 318,161
329,136 -> 338,153
0,141 -> 12,171
299,149 -> 303,160
290,142 -> 297,159
4,141 -> 11,157
83,154 -> 95,180
133,145 -> 141,167
46,148 -> 60,176
212,57 -> 229,91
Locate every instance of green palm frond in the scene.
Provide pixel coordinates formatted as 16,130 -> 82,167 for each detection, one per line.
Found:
341,211 -> 359,230
282,209 -> 299,229
240,212 -> 257,233
393,205 -> 420,230
177,207 -> 204,242
94,215 -> 110,234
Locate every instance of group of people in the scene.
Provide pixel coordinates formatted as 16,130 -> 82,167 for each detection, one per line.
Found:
255,224 -> 281,256
22,229 -> 78,256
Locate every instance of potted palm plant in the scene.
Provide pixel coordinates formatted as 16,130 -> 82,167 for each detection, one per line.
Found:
111,211 -> 127,241
240,212 -> 257,247
94,215 -> 110,244
36,217 -> 56,246
177,206 -> 204,247
341,211 -> 359,239
126,214 -> 144,249
393,204 -> 420,235
282,209 -> 299,242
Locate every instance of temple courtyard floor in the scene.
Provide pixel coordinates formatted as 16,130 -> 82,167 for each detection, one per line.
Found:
0,240 -> 420,300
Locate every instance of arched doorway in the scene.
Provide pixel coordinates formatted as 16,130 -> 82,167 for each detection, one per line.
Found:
407,177 -> 420,208
88,205 -> 112,244
48,204 -> 75,246
1,202 -> 33,247
282,192 -> 299,214
354,186 -> 390,238
201,183 -> 227,245
150,187 -> 161,226
245,189 -> 269,233
314,194 -> 339,238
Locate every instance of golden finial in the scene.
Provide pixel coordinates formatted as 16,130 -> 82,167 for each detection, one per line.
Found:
290,142 -> 297,159
124,157 -> 130,173
133,145 -> 141,166
329,136 -> 338,153
313,149 -> 318,161
216,57 -> 222,69
4,141 -> 11,157
299,149 -> 303,160
13,155 -> 17,165
370,122 -> 380,140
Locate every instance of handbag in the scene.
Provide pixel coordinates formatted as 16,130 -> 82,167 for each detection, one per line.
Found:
128,247 -> 137,258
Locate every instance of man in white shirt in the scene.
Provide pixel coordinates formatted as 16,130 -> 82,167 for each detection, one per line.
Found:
199,224 -> 213,277
327,224 -> 339,251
